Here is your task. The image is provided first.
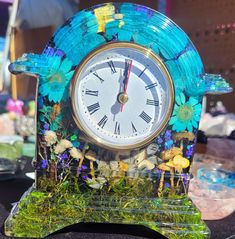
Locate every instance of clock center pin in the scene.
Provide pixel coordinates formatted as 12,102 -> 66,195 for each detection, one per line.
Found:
117,92 -> 129,105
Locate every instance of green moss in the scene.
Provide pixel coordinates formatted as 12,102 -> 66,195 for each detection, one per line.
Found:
5,177 -> 210,238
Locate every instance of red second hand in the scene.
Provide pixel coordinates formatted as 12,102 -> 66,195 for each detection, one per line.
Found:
120,60 -> 133,112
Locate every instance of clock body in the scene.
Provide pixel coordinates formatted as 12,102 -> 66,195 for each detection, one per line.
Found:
7,3 -> 233,238
9,2 -> 231,195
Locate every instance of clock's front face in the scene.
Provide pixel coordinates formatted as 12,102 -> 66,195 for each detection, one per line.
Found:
71,42 -> 174,150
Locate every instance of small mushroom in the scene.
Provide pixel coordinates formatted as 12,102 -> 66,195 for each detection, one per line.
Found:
158,163 -> 171,171
160,147 -> 183,161
173,155 -> 190,169
85,150 -> 97,180
138,159 -> 155,170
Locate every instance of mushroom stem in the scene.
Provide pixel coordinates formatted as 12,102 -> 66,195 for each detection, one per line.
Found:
180,140 -> 183,150
158,171 -> 165,197
90,161 -> 95,180
76,156 -> 84,177
76,146 -> 87,177
170,168 -> 175,190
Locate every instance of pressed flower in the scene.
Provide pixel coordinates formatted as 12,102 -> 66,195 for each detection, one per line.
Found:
119,161 -> 129,172
44,130 -> 57,146
54,144 -> 66,154
70,147 -> 83,159
169,93 -> 202,132
59,139 -> 73,149
39,57 -> 74,103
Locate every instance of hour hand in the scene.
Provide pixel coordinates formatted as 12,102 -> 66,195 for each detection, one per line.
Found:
123,59 -> 132,92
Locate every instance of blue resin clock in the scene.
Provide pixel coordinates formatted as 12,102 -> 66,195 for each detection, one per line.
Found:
5,3 -> 232,239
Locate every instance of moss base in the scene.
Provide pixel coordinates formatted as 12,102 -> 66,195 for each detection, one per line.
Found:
4,186 -> 210,239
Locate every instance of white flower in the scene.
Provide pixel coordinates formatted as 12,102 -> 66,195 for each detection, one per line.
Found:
59,139 -> 72,149
54,144 -> 66,154
44,130 -> 57,146
86,177 -> 107,189
69,147 -> 83,159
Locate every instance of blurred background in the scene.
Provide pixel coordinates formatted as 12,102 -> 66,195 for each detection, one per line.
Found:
0,1 -> 234,239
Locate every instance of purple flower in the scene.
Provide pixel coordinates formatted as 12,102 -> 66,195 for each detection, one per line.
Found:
79,143 -> 84,150
41,159 -> 47,169
186,145 -> 194,158
81,165 -> 88,170
83,175 -> 88,180
164,182 -> 170,188
164,130 -> 172,140
43,123 -> 49,130
59,153 -> 69,161
157,137 -> 163,144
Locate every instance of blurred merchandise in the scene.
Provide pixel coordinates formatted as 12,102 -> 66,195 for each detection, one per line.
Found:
199,101 -> 235,137
15,115 -> 35,137
189,177 -> 235,220
189,154 -> 235,220
14,0 -> 79,30
0,135 -> 24,179
0,113 -> 15,135
6,98 -> 24,115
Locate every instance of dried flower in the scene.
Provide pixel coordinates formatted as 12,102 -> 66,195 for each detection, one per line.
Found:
70,147 -> 83,159
59,139 -> 72,149
54,144 -> 66,154
44,130 -> 57,146
119,161 -> 129,172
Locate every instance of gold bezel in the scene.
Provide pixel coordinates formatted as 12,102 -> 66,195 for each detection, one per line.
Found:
70,42 -> 174,151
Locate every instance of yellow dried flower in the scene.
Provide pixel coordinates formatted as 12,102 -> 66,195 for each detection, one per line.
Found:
44,130 -> 57,146
70,147 -> 83,159
119,161 -> 129,172
59,139 -> 72,149
54,144 -> 66,154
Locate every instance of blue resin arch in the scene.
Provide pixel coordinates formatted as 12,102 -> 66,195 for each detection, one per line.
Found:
10,2 -> 231,107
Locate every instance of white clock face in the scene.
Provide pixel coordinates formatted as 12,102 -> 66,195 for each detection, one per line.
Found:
71,43 -> 174,150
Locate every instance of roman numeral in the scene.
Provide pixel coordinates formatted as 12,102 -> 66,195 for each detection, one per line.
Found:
114,122 -> 120,135
146,99 -> 159,107
139,111 -> 152,124
85,89 -> 98,96
107,61 -> 117,74
145,82 -> 158,90
98,115 -> 108,128
138,66 -> 148,78
87,102 -> 100,115
93,72 -> 104,83
131,122 -> 137,133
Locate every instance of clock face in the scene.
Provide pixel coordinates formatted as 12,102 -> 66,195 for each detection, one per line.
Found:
71,42 -> 174,150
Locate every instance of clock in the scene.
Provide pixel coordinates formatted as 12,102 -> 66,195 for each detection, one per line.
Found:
5,2 -> 232,239
71,42 -> 174,150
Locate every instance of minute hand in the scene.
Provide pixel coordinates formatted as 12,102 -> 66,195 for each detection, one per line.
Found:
120,59 -> 133,112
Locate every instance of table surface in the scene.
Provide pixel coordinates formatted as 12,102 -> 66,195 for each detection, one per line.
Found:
1,139 -> 235,239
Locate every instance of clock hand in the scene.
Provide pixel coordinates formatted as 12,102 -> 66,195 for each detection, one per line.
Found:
120,59 -> 133,112
111,69 -> 123,120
